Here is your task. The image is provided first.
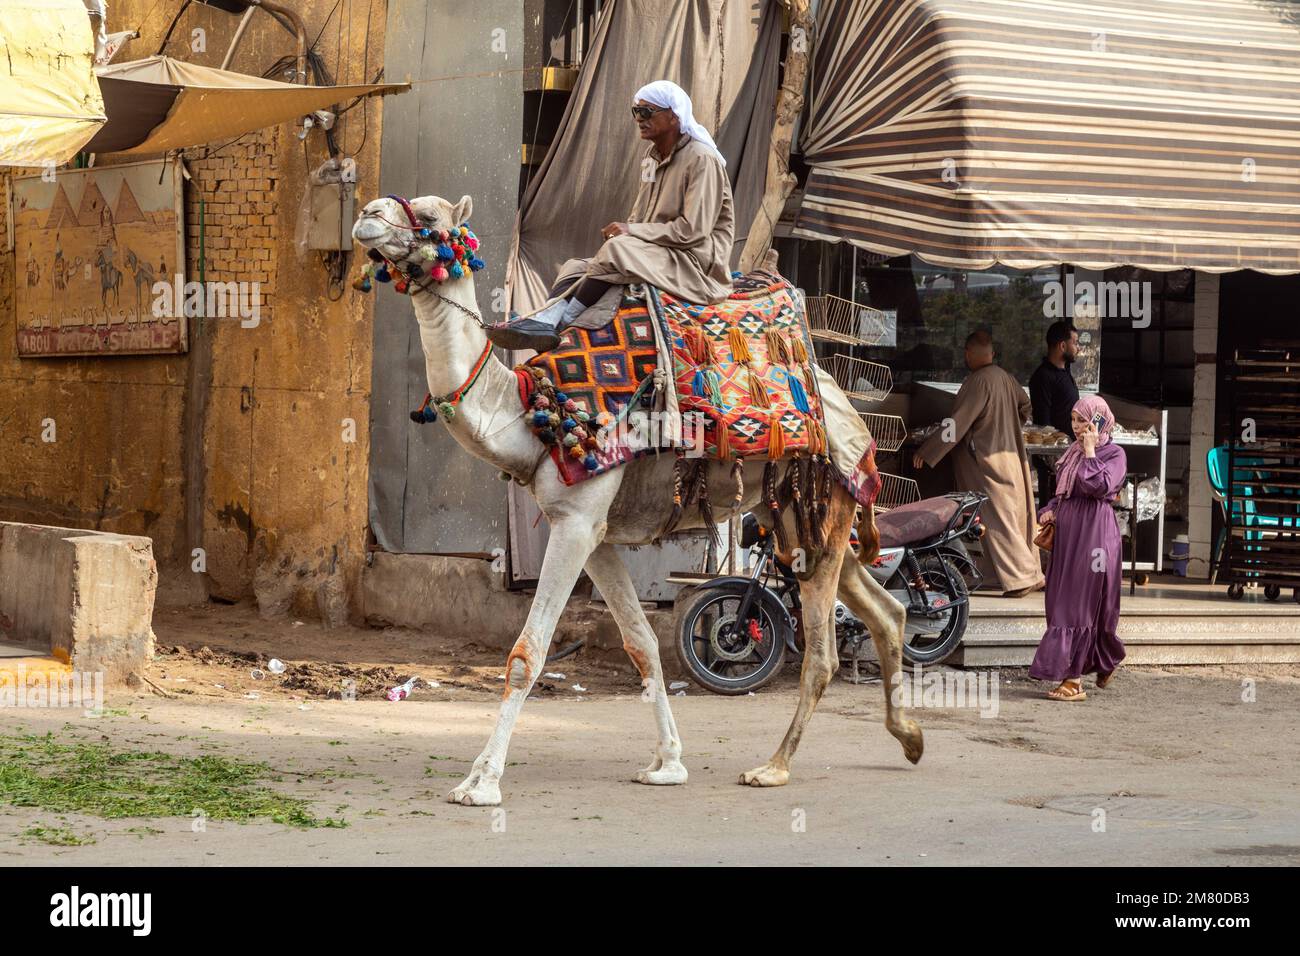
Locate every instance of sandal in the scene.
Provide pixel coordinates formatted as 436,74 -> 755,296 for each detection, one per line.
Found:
1097,667 -> 1120,689
1046,680 -> 1087,701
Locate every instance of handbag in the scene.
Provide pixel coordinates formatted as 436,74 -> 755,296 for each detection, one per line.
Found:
1033,520 -> 1055,552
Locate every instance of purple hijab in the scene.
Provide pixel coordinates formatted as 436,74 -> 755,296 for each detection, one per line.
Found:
1055,395 -> 1115,499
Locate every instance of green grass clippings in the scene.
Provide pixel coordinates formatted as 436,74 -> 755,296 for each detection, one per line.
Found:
0,734 -> 347,829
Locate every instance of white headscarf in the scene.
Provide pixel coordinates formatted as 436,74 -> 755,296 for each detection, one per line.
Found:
633,80 -> 727,168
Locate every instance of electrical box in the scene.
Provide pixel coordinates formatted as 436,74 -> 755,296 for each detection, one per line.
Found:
306,181 -> 354,251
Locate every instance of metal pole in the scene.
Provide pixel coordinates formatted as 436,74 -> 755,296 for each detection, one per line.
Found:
220,7 -> 257,70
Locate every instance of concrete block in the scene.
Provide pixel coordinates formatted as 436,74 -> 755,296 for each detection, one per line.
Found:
0,522 -> 157,684
361,553 -> 526,641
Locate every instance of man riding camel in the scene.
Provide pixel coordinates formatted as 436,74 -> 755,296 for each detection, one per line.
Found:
488,80 -> 735,353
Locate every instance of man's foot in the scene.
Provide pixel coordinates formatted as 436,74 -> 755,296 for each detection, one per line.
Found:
486,297 -> 577,352
486,317 -> 562,352
1002,586 -> 1033,598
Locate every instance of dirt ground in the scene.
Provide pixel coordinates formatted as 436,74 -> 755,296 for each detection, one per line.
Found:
1,601 -> 1297,865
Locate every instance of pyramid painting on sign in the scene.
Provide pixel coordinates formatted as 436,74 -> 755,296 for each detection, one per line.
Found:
12,159 -> 187,356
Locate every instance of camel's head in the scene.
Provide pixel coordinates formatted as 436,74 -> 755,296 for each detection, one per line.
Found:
351,194 -> 482,293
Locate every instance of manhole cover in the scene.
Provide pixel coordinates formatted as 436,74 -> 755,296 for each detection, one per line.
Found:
1044,795 -> 1255,822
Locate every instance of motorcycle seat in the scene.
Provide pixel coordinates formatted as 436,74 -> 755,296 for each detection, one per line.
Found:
875,496 -> 962,549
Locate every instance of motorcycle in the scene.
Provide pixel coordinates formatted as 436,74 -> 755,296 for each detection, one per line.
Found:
673,492 -> 987,695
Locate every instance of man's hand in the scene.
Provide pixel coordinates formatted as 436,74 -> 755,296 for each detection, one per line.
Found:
601,222 -> 630,240
912,451 -> 926,470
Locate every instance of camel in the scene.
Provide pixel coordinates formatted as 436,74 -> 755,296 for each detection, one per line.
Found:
352,193 -> 921,806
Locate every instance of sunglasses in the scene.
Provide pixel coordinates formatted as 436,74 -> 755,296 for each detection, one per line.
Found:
631,105 -> 669,121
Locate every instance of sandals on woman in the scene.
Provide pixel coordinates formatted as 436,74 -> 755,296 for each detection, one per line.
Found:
1046,680 -> 1087,701
1096,667 -> 1120,689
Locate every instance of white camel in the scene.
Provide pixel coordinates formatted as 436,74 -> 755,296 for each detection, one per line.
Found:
353,193 -> 921,806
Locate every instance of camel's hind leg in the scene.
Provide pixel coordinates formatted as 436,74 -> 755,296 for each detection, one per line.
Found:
837,553 -> 924,764
584,544 -> 687,785
739,486 -> 855,787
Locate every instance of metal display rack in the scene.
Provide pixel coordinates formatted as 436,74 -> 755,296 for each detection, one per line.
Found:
806,295 -> 917,512
1222,348 -> 1300,601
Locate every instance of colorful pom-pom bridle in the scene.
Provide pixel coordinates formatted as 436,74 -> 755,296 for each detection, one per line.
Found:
353,194 -> 486,295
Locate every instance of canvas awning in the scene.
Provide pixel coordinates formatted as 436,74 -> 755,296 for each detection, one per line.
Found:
84,55 -> 409,155
0,0 -> 107,167
793,0 -> 1300,274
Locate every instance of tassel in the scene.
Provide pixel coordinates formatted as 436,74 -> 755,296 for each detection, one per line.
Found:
692,368 -> 709,399
763,461 -> 789,557
789,331 -> 809,365
728,326 -> 752,363
684,325 -> 716,366
668,454 -> 687,532
802,417 -> 817,455
789,373 -> 811,414
767,410 -> 786,461
698,331 -> 718,366
747,369 -> 771,409
803,458 -> 824,552
704,368 -> 724,407
765,328 -> 790,366
696,464 -> 721,554
788,460 -> 808,554
715,415 -> 731,461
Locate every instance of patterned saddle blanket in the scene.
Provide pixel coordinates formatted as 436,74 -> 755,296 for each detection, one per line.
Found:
514,272 -> 879,510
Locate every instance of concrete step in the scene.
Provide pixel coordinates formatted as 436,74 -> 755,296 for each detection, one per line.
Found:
953,611 -> 1300,666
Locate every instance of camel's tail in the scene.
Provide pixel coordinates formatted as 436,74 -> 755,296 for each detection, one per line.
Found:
855,502 -> 880,566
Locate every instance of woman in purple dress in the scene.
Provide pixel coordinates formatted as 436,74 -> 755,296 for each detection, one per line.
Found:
1030,396 -> 1127,700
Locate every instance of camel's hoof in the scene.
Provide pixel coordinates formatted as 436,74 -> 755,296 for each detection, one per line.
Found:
738,764 -> 789,787
634,763 -> 688,786
898,722 -> 924,764
447,780 -> 501,806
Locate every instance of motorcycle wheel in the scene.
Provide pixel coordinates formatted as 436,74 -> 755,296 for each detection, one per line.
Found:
673,584 -> 787,695
902,554 -> 970,666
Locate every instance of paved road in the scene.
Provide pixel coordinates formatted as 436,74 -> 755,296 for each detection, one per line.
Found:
0,667 -> 1296,865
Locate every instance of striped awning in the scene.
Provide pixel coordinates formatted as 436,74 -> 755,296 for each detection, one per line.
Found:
793,0 -> 1300,274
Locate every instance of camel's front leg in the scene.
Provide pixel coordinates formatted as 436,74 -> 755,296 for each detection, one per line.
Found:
584,544 -> 687,786
448,515 -> 604,807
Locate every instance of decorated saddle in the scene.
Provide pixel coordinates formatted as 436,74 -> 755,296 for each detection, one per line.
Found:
513,272 -> 881,544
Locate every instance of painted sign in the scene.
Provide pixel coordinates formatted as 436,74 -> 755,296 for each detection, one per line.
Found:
11,159 -> 187,357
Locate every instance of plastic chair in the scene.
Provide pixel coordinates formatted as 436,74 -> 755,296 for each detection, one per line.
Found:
1206,445 -> 1295,585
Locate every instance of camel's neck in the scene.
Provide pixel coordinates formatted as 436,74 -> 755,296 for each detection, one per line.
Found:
409,280 -> 497,397
407,281 -> 537,478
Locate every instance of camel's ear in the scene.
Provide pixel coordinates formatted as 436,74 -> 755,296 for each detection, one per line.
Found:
450,194 -> 473,226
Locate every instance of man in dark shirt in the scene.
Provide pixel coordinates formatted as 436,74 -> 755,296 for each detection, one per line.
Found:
1028,321 -> 1080,502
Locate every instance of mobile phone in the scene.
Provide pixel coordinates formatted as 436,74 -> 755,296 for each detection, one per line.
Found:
1091,412 -> 1106,431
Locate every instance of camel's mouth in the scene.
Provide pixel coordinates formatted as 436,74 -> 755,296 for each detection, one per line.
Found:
352,213 -> 388,244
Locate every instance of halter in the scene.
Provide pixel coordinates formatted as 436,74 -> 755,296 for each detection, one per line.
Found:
353,194 -> 487,299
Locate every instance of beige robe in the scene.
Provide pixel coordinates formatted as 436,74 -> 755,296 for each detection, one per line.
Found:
546,132 -> 735,329
918,363 -> 1043,593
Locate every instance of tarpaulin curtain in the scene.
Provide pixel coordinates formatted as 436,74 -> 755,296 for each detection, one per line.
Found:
506,0 -> 784,316
0,0 -> 107,167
